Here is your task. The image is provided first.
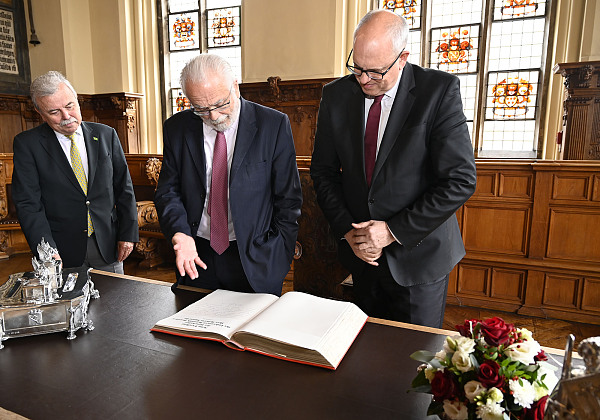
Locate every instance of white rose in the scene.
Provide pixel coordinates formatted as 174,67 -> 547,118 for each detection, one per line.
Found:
517,327 -> 534,341
424,366 -> 437,382
504,339 -> 541,365
455,336 -> 476,354
451,350 -> 473,373
442,400 -> 468,420
464,380 -> 486,402
487,387 -> 504,403
444,336 -> 458,353
435,349 -> 447,361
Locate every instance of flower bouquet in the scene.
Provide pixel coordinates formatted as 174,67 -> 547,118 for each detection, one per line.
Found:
409,317 -> 559,420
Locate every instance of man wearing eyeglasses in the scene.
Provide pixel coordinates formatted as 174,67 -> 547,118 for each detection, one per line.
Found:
311,10 -> 476,327
155,54 -> 302,295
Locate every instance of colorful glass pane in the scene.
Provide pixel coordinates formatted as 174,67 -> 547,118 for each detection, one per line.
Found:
406,30 -> 421,65
494,0 -> 546,20
380,0 -> 421,29
169,12 -> 200,51
430,25 -> 479,74
207,7 -> 241,48
486,71 -> 539,120
171,88 -> 192,115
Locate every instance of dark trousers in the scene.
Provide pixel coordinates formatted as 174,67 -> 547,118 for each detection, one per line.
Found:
175,237 -> 253,293
352,254 -> 449,328
82,234 -> 123,274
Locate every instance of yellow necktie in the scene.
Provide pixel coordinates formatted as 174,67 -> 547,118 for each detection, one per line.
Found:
67,134 -> 94,236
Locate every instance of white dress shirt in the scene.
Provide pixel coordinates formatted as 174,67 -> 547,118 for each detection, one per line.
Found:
55,126 -> 89,179
196,118 -> 240,242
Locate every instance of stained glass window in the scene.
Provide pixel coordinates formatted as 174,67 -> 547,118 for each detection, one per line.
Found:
381,0 -> 421,29
169,12 -> 200,51
430,25 -> 479,74
378,0 -> 550,157
163,0 -> 242,117
379,0 -> 422,65
206,6 -> 241,48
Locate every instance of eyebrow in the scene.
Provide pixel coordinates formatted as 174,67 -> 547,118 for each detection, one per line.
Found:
47,101 -> 75,113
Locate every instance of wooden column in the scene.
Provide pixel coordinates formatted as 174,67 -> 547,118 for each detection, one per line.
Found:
553,61 -> 600,160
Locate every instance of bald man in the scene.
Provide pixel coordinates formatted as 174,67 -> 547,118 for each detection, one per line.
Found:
311,10 -> 476,327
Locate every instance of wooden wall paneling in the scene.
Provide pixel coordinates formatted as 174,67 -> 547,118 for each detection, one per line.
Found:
542,273 -> 580,309
490,267 -> 526,303
551,172 -> 592,201
546,207 -> 600,262
239,77 -> 334,158
457,263 -> 489,297
581,276 -> 600,314
293,159 -> 349,299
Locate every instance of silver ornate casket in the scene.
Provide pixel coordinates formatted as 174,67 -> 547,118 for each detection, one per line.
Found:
0,240 -> 98,349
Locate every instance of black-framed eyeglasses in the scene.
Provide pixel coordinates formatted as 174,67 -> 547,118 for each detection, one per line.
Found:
192,87 -> 233,117
345,48 -> 404,80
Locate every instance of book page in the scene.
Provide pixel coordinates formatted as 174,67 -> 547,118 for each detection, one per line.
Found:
153,289 -> 278,340
235,292 -> 367,365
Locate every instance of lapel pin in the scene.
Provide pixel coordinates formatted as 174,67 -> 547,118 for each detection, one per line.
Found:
93,136 -> 99,141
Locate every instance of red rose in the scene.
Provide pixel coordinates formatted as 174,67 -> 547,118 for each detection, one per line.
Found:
477,360 -> 505,389
430,370 -> 460,401
480,317 -> 514,346
524,395 -> 548,420
456,319 -> 480,338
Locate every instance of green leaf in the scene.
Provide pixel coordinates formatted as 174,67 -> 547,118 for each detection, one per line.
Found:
410,369 -> 430,389
410,350 -> 436,363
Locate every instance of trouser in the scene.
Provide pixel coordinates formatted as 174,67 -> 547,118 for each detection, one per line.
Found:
82,233 -> 124,274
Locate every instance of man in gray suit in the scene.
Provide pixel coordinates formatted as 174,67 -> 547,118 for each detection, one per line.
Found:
12,71 -> 138,272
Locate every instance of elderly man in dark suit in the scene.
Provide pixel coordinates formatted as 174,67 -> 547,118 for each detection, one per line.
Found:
155,54 -> 302,295
12,71 -> 138,273
311,10 -> 477,327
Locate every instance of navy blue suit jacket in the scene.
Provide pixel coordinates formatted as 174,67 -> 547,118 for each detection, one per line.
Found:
12,122 -> 139,268
154,98 -> 302,295
311,64 -> 477,287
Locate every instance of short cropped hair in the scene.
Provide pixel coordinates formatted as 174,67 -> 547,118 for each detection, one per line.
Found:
30,71 -> 78,110
354,10 -> 409,55
180,54 -> 235,97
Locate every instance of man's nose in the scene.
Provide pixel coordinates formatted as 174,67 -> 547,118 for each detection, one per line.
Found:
357,72 -> 371,83
60,109 -> 70,119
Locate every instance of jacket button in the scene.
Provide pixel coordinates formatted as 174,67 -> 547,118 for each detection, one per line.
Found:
368,199 -> 375,204
192,222 -> 199,227
86,201 -> 90,206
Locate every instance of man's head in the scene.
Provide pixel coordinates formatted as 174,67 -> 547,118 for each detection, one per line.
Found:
350,10 -> 410,96
180,54 -> 241,132
30,71 -> 82,136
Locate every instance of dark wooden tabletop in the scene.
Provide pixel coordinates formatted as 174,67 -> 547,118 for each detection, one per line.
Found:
0,272 -> 563,420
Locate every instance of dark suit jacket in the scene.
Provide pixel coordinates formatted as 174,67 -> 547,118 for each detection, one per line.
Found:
12,122 -> 139,268
154,98 -> 302,295
311,64 -> 477,287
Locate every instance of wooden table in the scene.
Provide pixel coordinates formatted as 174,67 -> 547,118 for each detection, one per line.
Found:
0,271 -> 566,420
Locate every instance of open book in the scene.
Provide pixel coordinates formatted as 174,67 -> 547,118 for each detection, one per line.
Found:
151,289 -> 368,370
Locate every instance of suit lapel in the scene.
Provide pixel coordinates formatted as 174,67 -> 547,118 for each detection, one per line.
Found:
38,123 -> 84,193
346,80 -> 367,183
183,112 -> 207,189
230,98 -> 257,184
82,122 -> 98,189
371,63 -> 416,185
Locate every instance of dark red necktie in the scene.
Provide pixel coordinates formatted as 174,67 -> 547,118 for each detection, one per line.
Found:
364,95 -> 384,187
208,131 -> 229,254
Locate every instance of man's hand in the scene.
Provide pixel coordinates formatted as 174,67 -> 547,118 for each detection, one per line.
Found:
344,220 -> 396,266
117,241 -> 135,262
172,232 -> 207,279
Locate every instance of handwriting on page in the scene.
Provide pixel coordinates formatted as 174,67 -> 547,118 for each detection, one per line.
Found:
174,302 -> 260,331
177,318 -> 229,330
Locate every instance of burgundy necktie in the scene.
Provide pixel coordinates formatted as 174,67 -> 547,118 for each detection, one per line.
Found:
364,95 -> 384,187
208,131 -> 229,254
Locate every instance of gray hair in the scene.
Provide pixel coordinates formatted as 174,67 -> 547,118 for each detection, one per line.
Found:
354,10 -> 408,55
30,71 -> 78,110
180,54 -> 235,97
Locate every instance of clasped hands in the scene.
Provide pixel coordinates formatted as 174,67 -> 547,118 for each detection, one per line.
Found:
172,232 -> 207,279
344,220 -> 395,266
